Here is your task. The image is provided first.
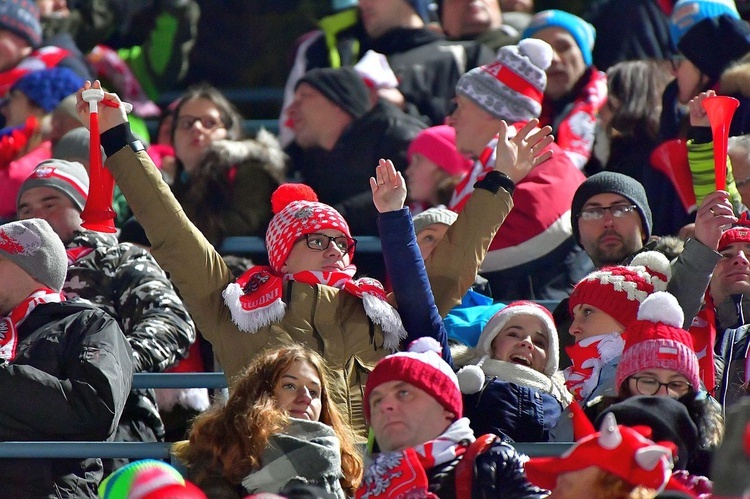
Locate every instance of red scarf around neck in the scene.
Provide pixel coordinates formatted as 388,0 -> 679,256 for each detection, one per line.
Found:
223,265 -> 406,349
0,287 -> 63,362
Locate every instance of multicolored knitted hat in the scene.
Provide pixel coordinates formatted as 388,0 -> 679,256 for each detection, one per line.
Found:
456,38 -> 552,123
615,292 -> 700,392
265,183 -> 352,273
98,459 -> 206,499
525,412 -> 674,493
0,0 -> 41,47
364,337 -> 461,421
568,251 -> 671,329
475,300 -> 559,376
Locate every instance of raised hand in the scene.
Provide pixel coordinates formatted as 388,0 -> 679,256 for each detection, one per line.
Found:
693,190 -> 736,250
494,118 -> 554,184
370,158 -> 407,213
688,90 -> 716,128
75,80 -> 129,134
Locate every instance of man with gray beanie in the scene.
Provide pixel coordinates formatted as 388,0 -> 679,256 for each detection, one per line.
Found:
0,217 -> 132,497
16,158 -> 196,474
286,67 -> 426,235
447,38 -> 592,302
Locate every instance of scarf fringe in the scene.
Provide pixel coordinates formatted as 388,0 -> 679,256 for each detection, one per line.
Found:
223,282 -> 287,333
362,293 -> 406,350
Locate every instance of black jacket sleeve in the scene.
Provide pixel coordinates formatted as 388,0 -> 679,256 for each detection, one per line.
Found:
472,441 -> 549,499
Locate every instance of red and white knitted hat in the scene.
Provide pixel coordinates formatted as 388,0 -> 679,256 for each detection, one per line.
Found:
569,251 -> 671,329
456,38 -> 552,123
615,292 -> 700,391
526,412 -> 674,492
475,300 -> 559,376
265,184 -> 352,273
364,337 -> 462,422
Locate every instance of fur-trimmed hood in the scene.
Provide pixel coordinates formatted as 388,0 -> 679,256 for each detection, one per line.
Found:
720,58 -> 750,98
199,128 -> 287,184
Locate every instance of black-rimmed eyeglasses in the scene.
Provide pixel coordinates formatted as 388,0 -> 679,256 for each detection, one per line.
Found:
631,376 -> 692,396
303,233 -> 357,253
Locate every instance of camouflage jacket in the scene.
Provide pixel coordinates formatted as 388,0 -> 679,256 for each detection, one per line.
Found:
65,230 -> 195,373
65,230 -> 196,439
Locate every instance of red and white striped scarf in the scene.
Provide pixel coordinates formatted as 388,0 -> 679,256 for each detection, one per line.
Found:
0,287 -> 63,361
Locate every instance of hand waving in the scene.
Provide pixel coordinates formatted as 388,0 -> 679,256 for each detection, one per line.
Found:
370,158 -> 407,213
494,119 -> 554,184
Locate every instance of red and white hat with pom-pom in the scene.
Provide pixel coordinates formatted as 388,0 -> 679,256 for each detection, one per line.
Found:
615,291 -> 700,392
265,183 -> 352,273
364,337 -> 461,422
525,412 -> 674,493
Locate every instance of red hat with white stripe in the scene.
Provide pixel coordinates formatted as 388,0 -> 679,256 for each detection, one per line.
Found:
17,159 -> 89,212
615,291 -> 700,392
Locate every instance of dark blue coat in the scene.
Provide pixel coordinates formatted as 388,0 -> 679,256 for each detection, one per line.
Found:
464,378 -> 563,443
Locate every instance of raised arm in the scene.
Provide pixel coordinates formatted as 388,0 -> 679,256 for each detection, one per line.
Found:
373,159 -> 452,365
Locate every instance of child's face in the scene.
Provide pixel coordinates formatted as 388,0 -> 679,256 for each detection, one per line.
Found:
280,229 -> 353,274
490,315 -> 548,373
416,223 -> 449,259
569,304 -> 624,342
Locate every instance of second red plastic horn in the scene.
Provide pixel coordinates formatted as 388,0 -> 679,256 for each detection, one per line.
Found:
702,95 -> 739,191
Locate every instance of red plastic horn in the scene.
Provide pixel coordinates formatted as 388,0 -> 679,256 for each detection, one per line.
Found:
650,139 -> 696,212
702,95 -> 739,191
80,88 -> 116,233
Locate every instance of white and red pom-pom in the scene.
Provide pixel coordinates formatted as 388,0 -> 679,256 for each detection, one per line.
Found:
270,183 -> 318,214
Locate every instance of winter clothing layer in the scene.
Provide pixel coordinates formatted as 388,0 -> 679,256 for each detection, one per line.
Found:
65,229 -> 196,447
0,300 -> 132,498
286,100 -> 426,236
105,125 -> 500,435
172,129 -> 286,246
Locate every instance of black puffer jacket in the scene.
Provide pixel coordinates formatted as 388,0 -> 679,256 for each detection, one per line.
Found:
0,299 -> 133,498
427,439 -> 548,498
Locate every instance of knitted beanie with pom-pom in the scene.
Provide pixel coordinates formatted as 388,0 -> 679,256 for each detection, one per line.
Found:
265,183 -> 352,273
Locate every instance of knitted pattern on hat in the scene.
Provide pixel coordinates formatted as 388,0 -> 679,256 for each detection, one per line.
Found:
571,171 -> 652,246
475,300 -> 559,376
615,292 -> 701,391
412,207 -> 458,235
407,125 -> 472,177
522,9 -> 596,66
456,38 -> 552,122
364,337 -> 461,421
569,251 -> 671,329
670,0 -> 740,46
265,184 -> 352,273
11,67 -> 86,113
0,0 -> 40,48
17,159 -> 89,212
0,218 -> 66,292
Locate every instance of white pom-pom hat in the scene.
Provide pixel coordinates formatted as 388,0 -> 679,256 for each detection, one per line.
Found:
363,337 -> 461,422
615,291 -> 700,392
474,300 -> 559,376
455,38 -> 553,123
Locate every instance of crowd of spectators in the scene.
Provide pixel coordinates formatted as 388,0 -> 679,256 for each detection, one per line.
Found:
2,0 -> 750,498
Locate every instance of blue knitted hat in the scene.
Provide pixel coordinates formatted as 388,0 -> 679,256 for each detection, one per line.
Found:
522,9 -> 596,67
11,67 -> 85,113
670,0 -> 740,47
0,0 -> 41,48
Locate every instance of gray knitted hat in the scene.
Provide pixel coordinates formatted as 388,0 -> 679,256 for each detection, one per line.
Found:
17,159 -> 89,213
413,207 -> 458,235
0,218 -> 67,292
456,38 -> 552,122
571,171 -> 653,246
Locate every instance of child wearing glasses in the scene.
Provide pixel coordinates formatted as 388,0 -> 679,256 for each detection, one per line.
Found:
602,291 -> 723,478
76,80 -> 553,437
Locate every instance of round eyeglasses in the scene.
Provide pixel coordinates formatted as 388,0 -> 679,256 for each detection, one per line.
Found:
631,376 -> 692,397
